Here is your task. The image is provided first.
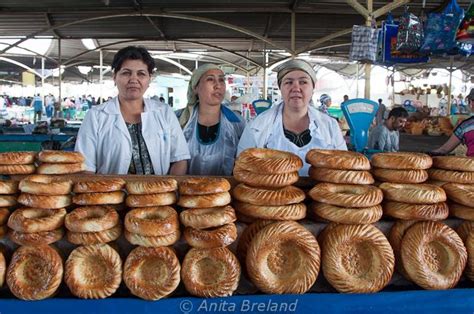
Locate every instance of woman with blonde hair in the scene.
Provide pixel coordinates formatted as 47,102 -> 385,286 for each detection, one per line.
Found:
178,64 -> 245,175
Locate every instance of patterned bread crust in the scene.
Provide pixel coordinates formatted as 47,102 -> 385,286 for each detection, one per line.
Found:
443,183 -> 474,207
309,167 -> 374,184
180,206 -> 236,229
306,149 -> 370,170
379,183 -> 446,204
65,244 -> 122,299
311,202 -> 382,224
8,207 -> 66,233
9,228 -> 64,246
383,201 -> 449,220
184,223 -> 237,248
125,206 -> 178,236
124,246 -> 181,300
456,221 -> 474,281
6,245 -> 63,300
401,221 -> 467,290
0,180 -> 18,194
432,156 -> 474,172
18,193 -> 71,209
236,220 -> 276,267
388,220 -> 418,280
371,168 -> 428,184
66,224 -> 122,245
124,229 -> 180,247
0,164 -> 35,175
178,192 -> 231,208
233,165 -> 299,188
371,152 -> 432,170
19,175 -> 73,195
38,150 -> 85,163
126,178 -> 178,194
246,221 -> 320,294
234,201 -> 306,221
181,247 -> 240,297
73,191 -> 125,206
126,192 -> 176,207
236,148 -> 303,174
322,224 -> 394,293
179,177 -> 231,195
309,183 -> 383,208
428,168 -> 474,184
0,152 -> 36,165
65,206 -> 119,232
73,178 -> 126,193
232,184 -> 305,206
449,202 -> 474,220
36,162 -> 86,174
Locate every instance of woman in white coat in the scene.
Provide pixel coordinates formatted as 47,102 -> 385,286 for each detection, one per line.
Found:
237,59 -> 347,176
75,46 -> 190,175
178,64 -> 245,175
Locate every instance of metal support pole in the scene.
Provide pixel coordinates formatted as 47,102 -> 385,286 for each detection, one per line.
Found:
291,11 -> 296,54
263,51 -> 268,100
447,56 -> 454,115
356,63 -> 360,98
41,57 -> 45,106
58,38 -> 62,104
99,49 -> 103,103
392,68 -> 395,107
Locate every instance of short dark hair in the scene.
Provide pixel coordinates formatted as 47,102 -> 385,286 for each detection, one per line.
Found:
112,46 -> 155,74
388,107 -> 409,119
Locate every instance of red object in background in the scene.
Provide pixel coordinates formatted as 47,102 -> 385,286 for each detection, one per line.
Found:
227,76 -> 234,84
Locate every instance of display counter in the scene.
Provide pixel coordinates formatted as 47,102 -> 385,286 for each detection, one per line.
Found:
0,289 -> 473,314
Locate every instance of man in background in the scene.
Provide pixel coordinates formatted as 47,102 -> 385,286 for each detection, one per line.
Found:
368,107 -> 408,152
375,98 -> 386,126
32,94 -> 43,123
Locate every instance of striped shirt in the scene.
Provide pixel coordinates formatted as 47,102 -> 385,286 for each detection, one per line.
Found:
454,116 -> 474,157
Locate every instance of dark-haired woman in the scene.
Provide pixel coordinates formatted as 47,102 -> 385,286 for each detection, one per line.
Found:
75,46 -> 190,174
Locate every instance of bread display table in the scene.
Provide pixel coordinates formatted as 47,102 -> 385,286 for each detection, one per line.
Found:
1,174 -> 473,313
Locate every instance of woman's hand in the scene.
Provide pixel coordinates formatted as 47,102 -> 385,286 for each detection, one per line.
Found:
169,160 -> 187,175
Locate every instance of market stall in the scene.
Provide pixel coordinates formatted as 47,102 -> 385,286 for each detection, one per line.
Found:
0,150 -> 473,313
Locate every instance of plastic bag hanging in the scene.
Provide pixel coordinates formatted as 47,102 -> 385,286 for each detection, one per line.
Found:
419,0 -> 464,54
456,3 -> 474,44
349,25 -> 379,62
396,8 -> 424,52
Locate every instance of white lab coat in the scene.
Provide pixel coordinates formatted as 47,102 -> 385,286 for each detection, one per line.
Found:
75,97 -> 190,174
237,101 -> 347,176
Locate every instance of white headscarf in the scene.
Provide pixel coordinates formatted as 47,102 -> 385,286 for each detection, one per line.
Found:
274,59 -> 317,88
179,63 -> 222,128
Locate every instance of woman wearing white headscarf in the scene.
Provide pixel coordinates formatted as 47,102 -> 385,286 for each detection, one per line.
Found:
237,59 -> 347,176
177,64 -> 245,175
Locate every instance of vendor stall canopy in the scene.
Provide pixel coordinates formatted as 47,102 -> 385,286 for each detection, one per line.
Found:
0,0 -> 473,83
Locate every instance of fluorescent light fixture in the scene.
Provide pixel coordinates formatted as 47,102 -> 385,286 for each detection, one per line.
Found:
148,50 -> 172,55
81,39 -> 97,50
0,36 -> 26,39
34,36 -> 54,39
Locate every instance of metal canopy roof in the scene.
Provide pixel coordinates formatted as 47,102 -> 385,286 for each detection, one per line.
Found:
0,0 -> 473,83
